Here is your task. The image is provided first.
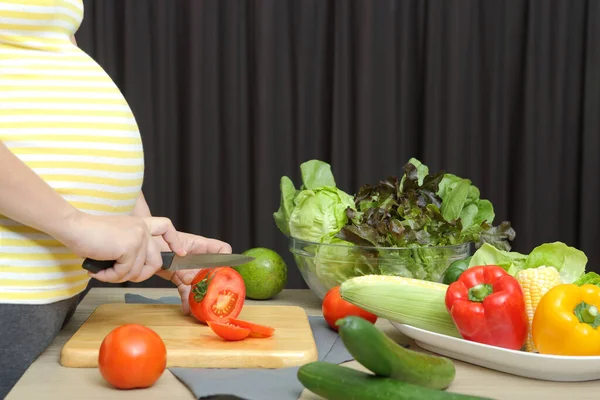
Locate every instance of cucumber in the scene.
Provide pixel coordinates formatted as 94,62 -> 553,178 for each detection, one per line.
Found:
443,257 -> 471,284
336,316 -> 456,390
297,361 -> 493,400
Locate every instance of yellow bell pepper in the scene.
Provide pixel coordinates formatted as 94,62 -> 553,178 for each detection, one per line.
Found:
532,284 -> 600,356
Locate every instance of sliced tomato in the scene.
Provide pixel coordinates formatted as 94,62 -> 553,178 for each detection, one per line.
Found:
188,267 -> 246,324
228,319 -> 275,338
207,319 -> 275,341
207,321 -> 251,341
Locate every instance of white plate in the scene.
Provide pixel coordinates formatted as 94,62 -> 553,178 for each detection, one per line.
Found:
390,322 -> 600,382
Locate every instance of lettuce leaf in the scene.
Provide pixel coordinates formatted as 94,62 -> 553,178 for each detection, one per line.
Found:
438,173 -> 495,225
439,175 -> 472,222
400,157 -> 429,187
474,221 -> 516,252
299,159 -> 337,190
574,272 -> 600,287
469,243 -> 528,276
469,241 -> 587,283
273,176 -> 298,236
523,242 -> 587,283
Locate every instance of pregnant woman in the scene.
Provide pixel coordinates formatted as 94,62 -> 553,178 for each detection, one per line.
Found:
0,1 -> 231,396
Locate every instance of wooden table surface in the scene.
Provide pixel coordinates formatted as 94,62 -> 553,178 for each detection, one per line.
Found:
7,287 -> 600,400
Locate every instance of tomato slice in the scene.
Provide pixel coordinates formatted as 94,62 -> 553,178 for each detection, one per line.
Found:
188,267 -> 246,324
228,319 -> 275,338
207,321 -> 251,341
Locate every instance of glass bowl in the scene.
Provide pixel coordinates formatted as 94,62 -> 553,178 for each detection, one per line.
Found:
289,237 -> 472,300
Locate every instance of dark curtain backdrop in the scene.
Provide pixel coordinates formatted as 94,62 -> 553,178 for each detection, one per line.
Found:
76,0 -> 600,291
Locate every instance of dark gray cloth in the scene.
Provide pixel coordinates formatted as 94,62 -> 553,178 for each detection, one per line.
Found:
0,295 -> 80,399
124,294 -> 354,400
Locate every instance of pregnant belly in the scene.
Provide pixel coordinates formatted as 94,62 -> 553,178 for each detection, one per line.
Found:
0,46 -> 145,216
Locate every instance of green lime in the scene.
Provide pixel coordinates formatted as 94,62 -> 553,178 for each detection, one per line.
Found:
234,247 -> 288,300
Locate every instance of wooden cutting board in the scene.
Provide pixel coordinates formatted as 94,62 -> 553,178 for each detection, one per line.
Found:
60,303 -> 318,369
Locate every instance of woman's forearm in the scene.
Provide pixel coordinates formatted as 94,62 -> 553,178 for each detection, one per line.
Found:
132,191 -> 179,282
132,192 -> 152,218
0,141 -> 81,243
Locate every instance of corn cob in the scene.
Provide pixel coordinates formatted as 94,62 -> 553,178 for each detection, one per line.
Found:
515,266 -> 562,352
339,275 -> 462,338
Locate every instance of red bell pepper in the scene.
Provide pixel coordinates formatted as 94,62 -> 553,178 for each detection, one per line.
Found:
444,265 -> 528,350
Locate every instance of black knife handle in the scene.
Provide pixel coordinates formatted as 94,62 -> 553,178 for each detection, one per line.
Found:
82,252 -> 176,274
81,259 -> 114,274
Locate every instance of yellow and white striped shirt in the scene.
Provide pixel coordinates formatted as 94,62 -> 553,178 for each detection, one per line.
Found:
0,0 -> 145,304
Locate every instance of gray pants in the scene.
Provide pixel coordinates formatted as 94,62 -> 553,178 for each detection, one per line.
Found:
0,295 -> 80,399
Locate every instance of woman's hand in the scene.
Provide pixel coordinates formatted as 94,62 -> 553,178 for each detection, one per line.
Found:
154,233 -> 233,314
129,191 -> 233,312
58,212 -> 187,284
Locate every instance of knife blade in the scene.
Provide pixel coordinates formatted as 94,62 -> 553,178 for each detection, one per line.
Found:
81,252 -> 254,274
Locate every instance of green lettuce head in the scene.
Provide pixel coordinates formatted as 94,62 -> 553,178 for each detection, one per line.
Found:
273,159 -> 356,243
288,187 -> 355,243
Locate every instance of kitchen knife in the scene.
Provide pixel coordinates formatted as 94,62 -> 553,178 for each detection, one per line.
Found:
81,252 -> 254,274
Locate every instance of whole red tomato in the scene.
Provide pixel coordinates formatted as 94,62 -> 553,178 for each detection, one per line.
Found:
322,286 -> 378,331
98,324 -> 166,390
188,267 -> 246,324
